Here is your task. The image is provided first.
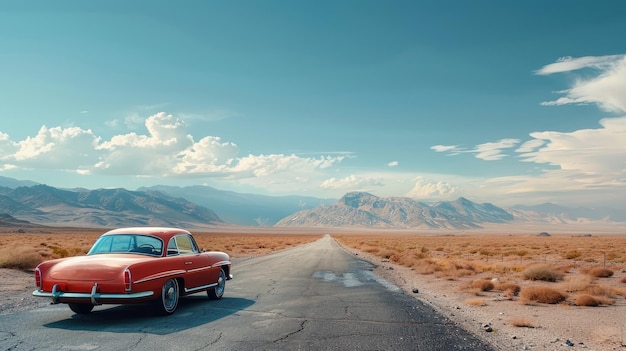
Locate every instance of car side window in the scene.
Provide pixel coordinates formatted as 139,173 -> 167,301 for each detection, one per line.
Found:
175,234 -> 198,255
167,237 -> 179,256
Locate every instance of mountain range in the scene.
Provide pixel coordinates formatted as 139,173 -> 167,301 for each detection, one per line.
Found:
0,184 -> 222,228
275,192 -> 514,229
0,176 -> 623,229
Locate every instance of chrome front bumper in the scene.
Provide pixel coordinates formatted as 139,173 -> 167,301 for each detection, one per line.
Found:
33,283 -> 154,305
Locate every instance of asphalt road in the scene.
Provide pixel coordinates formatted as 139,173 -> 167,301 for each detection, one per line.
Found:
0,235 -> 495,351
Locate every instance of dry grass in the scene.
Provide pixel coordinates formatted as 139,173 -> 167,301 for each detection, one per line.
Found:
495,282 -> 521,293
574,294 -> 600,306
0,246 -> 42,269
334,232 -> 626,308
0,227 -> 323,269
561,274 -> 595,293
471,279 -> 494,291
508,317 -> 536,328
464,298 -> 487,306
582,266 -> 614,278
522,264 -> 564,282
520,285 -> 567,304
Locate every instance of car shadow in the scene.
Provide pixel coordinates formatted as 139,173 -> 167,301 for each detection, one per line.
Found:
43,296 -> 255,335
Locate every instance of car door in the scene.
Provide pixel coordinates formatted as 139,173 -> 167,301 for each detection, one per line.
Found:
168,234 -> 215,291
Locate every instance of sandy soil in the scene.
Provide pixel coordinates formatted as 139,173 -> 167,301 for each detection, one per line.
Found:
341,247 -> 626,351
3,245 -> 626,351
0,268 -> 50,314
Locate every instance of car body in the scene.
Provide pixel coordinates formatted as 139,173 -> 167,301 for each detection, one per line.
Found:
33,227 -> 232,315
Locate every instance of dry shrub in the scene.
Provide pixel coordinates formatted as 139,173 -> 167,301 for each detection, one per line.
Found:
496,282 -> 521,294
563,250 -> 582,259
520,286 -> 567,304
621,276 -> 626,284
561,274 -> 594,293
0,246 -> 42,269
471,279 -> 495,291
392,254 -> 422,269
363,247 -> 380,254
412,259 -> 439,275
464,298 -> 487,306
522,264 -> 564,282
509,318 -> 535,328
574,294 -> 599,307
377,249 -> 396,259
582,266 -> 614,278
584,284 -> 612,297
574,294 -> 614,306
611,287 -> 626,297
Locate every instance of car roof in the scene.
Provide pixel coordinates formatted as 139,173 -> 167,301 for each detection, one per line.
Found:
102,227 -> 192,241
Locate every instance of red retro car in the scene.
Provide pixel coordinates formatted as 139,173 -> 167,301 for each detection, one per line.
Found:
33,227 -> 232,315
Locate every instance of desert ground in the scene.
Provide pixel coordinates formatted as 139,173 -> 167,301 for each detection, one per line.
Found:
2,224 -> 625,350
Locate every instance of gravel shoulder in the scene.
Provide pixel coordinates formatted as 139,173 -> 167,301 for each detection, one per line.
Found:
0,268 -> 50,314
340,246 -> 626,351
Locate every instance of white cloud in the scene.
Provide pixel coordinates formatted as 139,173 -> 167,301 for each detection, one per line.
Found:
404,177 -> 458,199
535,55 -> 624,75
0,112 -> 347,188
515,139 -> 546,153
387,161 -> 399,167
431,139 -> 519,161
9,126 -> 101,171
537,54 -> 626,113
320,175 -> 384,191
474,138 -> 520,161
431,144 -> 461,153
518,116 -> 626,175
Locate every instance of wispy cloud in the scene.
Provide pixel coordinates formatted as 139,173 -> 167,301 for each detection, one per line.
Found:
518,116 -> 626,174
424,54 -> 626,207
474,138 -> 520,161
431,139 -> 519,161
431,144 -> 462,154
536,54 -> 626,113
387,161 -> 399,167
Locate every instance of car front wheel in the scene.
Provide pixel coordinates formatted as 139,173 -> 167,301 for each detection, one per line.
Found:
208,268 -> 226,300
69,303 -> 94,314
157,278 -> 179,315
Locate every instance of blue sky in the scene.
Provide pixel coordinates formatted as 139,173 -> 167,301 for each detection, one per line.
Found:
1,1 -> 625,209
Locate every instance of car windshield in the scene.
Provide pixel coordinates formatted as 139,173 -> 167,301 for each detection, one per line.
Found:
88,234 -> 163,256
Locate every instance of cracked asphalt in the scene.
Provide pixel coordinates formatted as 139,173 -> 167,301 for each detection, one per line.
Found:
0,235 -> 495,350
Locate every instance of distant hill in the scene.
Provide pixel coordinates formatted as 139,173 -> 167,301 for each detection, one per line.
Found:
0,213 -> 36,227
275,192 -> 514,229
140,185 -> 335,226
0,185 -> 222,228
509,203 -> 626,222
0,176 -> 39,188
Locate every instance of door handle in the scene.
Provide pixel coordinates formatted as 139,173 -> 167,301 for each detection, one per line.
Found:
185,261 -> 192,265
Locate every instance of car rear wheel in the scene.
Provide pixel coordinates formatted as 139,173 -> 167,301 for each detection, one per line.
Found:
157,278 -> 179,315
68,303 -> 94,314
208,268 -> 226,300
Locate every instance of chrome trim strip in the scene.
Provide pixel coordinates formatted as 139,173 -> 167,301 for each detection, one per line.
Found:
212,261 -> 231,267
184,282 -> 217,293
33,289 -> 154,301
134,270 -> 186,284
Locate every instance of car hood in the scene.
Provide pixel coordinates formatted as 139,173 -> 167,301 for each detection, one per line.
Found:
49,254 -> 153,281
